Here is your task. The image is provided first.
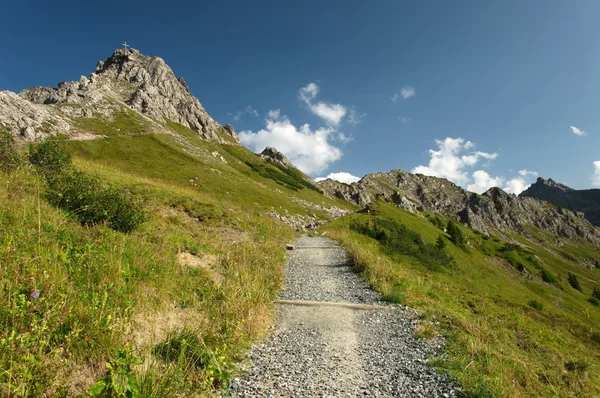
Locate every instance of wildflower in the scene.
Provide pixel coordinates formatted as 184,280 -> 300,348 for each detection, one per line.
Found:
31,290 -> 40,299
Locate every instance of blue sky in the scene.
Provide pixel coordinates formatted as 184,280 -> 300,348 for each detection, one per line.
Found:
2,1 -> 600,191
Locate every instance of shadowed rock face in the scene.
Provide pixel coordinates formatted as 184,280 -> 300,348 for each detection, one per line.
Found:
2,48 -> 240,144
318,170 -> 600,245
520,177 -> 600,227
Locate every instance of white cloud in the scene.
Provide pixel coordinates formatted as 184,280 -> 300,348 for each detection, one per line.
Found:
570,125 -> 587,136
499,169 -> 539,194
231,105 -> 259,122
267,109 -> 281,120
592,161 -> 600,187
401,87 -> 415,99
392,87 -> 415,101
239,111 -> 342,175
310,102 -> 347,126
348,108 -> 366,125
298,83 -> 319,103
519,169 -> 538,177
411,137 -> 497,186
467,170 -> 504,194
412,137 -> 537,195
398,116 -> 411,124
337,132 -> 353,143
315,172 -> 361,184
298,82 -> 347,126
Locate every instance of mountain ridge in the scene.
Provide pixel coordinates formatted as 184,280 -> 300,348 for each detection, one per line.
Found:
317,169 -> 600,248
520,177 -> 600,227
1,48 -> 239,144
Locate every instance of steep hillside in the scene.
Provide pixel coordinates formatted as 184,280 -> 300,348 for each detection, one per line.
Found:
521,177 -> 600,227
0,49 -> 355,396
322,201 -> 600,397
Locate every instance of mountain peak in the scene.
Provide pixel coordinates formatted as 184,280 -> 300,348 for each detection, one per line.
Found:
260,147 -> 294,168
534,177 -> 573,192
3,48 -> 239,144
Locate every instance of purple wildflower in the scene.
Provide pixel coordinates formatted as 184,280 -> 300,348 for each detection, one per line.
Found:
30,290 -> 40,299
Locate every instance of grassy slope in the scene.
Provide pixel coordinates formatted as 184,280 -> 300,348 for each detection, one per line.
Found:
0,120 -> 354,396
321,202 -> 600,397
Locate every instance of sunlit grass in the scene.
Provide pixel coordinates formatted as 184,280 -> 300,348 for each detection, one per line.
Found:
322,202 -> 600,397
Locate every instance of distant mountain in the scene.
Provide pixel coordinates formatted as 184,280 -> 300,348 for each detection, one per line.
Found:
318,170 -> 600,246
520,177 -> 600,227
0,48 -> 239,144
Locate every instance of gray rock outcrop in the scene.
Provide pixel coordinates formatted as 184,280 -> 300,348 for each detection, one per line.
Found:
520,177 -> 600,227
2,48 -> 240,144
318,170 -> 600,245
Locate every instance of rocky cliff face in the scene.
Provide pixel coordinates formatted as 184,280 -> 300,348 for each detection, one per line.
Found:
318,170 -> 600,245
520,177 -> 600,227
1,48 -> 239,144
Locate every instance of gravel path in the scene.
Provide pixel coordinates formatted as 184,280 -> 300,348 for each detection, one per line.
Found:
228,236 -> 457,397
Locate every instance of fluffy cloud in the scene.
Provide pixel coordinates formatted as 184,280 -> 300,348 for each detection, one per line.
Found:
391,87 -> 415,101
239,110 -> 342,175
315,172 -> 361,184
592,161 -> 600,187
412,137 -> 497,186
501,169 -> 539,194
519,169 -> 538,177
298,83 -> 319,103
231,105 -> 259,122
412,137 -> 536,194
570,126 -> 587,136
467,170 -> 504,194
298,82 -> 347,126
310,103 -> 347,126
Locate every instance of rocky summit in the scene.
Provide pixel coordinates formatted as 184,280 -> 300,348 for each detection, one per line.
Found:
0,48 -> 239,144
318,170 -> 600,247
520,177 -> 600,228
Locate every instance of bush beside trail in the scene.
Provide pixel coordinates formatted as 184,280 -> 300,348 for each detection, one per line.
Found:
28,135 -> 145,233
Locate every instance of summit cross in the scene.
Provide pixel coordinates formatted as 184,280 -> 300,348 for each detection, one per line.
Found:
122,42 -> 129,50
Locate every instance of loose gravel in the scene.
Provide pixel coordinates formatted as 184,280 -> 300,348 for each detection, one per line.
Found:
228,236 -> 458,397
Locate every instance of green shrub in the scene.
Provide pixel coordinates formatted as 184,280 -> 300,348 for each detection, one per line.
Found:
45,169 -> 145,232
564,360 -> 589,373
568,272 -> 582,291
0,127 -> 21,172
426,214 -> 446,230
541,269 -> 558,284
592,286 -> 600,300
351,217 -> 453,271
447,220 -> 467,250
592,332 -> 600,344
28,134 -> 71,175
436,235 -> 447,250
588,297 -> 600,307
528,300 -> 543,311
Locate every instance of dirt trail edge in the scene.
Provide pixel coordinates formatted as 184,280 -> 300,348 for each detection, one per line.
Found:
228,236 -> 458,397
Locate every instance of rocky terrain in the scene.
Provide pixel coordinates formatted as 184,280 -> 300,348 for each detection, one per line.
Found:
229,237 -> 457,397
318,170 -> 600,245
521,177 -> 600,227
0,48 -> 239,144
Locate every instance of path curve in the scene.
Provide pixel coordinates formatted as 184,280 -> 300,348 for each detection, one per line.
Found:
228,236 -> 457,397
